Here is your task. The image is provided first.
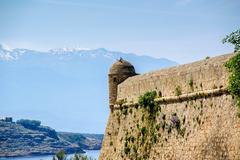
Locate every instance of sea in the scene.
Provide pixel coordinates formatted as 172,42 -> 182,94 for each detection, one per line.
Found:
0,150 -> 100,160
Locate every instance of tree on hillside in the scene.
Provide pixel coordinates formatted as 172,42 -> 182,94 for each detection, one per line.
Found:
222,29 -> 240,52
53,150 -> 67,160
52,150 -> 95,160
16,119 -> 41,129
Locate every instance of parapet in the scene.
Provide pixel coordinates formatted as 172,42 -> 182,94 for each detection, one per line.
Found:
116,53 -> 234,104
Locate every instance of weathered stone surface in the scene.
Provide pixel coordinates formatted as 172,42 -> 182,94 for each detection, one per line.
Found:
117,53 -> 233,103
100,53 -> 240,160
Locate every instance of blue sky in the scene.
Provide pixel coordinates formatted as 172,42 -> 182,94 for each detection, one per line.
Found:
0,0 -> 240,134
0,0 -> 239,63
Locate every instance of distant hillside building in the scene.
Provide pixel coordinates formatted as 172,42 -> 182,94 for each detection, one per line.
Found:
0,117 -> 13,123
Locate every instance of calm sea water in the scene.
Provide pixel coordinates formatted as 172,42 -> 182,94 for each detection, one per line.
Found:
0,150 -> 100,160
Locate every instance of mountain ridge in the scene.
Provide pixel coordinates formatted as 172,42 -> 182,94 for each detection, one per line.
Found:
0,44 -> 176,63
0,44 -> 178,133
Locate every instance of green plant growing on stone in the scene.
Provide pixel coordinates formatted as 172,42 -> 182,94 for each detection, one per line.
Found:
223,29 -> 240,116
138,91 -> 159,120
155,124 -> 160,131
138,91 -> 157,110
140,127 -> 147,136
121,91 -> 160,160
187,77 -> 194,91
225,51 -> 240,115
175,85 -> 182,96
188,78 -> 193,87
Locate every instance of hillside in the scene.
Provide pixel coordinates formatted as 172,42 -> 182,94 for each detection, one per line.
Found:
58,132 -> 103,150
0,119 -> 103,158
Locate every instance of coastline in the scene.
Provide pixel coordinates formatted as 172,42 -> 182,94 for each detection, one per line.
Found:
0,150 -> 100,160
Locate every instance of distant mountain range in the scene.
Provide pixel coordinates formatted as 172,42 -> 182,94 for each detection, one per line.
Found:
0,44 -> 177,133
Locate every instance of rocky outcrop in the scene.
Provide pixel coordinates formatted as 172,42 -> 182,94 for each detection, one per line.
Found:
0,121 -> 84,157
58,132 -> 103,150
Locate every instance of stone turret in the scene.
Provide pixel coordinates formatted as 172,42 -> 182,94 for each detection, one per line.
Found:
108,58 -> 136,109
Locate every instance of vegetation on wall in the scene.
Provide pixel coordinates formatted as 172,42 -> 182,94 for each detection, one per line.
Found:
187,76 -> 194,91
138,91 -> 158,119
123,91 -> 160,159
175,85 -> 182,96
225,52 -> 240,115
116,91 -> 188,159
223,29 -> 240,116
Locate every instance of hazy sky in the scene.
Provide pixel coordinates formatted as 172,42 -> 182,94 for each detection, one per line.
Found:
0,0 -> 240,63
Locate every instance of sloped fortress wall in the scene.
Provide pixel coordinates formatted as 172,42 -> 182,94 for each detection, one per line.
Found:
100,53 -> 240,160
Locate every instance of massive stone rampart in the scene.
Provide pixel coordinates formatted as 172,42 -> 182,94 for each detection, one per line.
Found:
117,54 -> 232,103
100,53 -> 240,160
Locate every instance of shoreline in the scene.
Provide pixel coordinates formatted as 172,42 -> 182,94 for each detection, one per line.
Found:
0,150 -> 100,159
0,150 -> 85,158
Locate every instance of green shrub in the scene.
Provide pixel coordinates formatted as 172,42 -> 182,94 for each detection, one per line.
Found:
155,124 -> 160,131
151,134 -> 157,144
187,77 -> 193,88
53,150 -> 66,160
71,154 -> 95,160
53,151 -> 95,160
225,52 -> 240,109
16,119 -> 41,129
125,91 -> 159,159
175,85 -> 182,96
138,91 -> 157,108
223,29 -> 240,117
141,127 -> 147,136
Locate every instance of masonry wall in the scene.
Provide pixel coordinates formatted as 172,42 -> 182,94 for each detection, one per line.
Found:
99,53 -> 240,160
117,54 -> 232,103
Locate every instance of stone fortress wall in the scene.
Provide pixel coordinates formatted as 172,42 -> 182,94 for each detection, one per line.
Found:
117,54 -> 231,103
99,53 -> 240,160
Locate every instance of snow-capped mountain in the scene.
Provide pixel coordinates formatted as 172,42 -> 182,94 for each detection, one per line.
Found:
0,44 -> 33,61
0,44 -> 177,133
